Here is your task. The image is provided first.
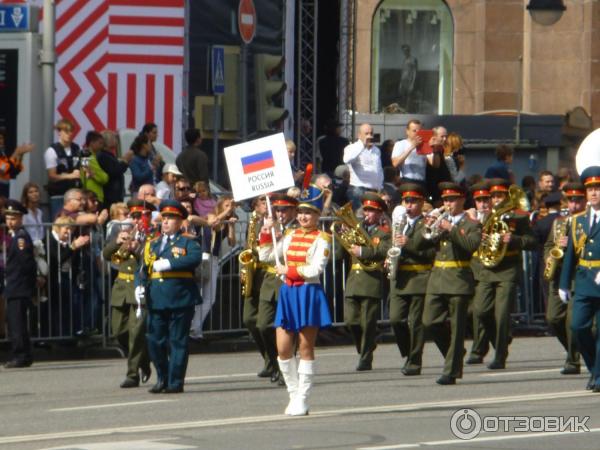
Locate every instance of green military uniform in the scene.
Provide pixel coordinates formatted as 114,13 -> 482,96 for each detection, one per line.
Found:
421,182 -> 482,384
256,194 -> 299,383
466,182 -> 492,365
544,183 -> 584,374
343,194 -> 391,370
105,238 -> 151,386
473,179 -> 537,369
388,184 -> 435,375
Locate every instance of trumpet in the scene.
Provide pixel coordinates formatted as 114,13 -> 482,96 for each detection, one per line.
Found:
422,207 -> 449,240
386,206 -> 407,281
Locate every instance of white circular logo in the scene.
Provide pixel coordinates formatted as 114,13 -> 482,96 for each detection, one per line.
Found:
450,408 -> 482,440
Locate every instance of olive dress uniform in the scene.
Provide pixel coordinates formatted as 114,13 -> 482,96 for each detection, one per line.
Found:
137,200 -> 202,393
421,183 -> 482,384
388,185 -> 435,375
544,210 -> 580,374
3,200 -> 37,368
242,210 -> 272,377
343,194 -> 391,371
104,238 -> 151,387
473,180 -> 537,369
559,167 -> 600,391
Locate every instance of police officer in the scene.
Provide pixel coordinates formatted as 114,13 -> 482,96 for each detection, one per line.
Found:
388,184 -> 435,375
257,193 -> 299,385
421,182 -> 482,385
343,192 -> 391,371
3,200 -> 37,368
474,178 -> 536,370
545,183 -> 585,375
104,200 -> 154,388
465,182 -> 492,365
136,200 -> 202,393
559,167 -> 600,391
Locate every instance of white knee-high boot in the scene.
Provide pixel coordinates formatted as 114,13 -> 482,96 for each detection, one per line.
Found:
288,359 -> 314,416
277,356 -> 298,415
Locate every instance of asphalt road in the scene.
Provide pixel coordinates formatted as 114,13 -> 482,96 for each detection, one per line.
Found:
1,336 -> 599,450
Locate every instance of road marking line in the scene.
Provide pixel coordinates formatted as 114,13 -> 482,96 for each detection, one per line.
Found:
478,368 -> 577,377
357,427 -> 600,449
3,389 -> 591,445
50,400 -> 175,412
186,372 -> 256,381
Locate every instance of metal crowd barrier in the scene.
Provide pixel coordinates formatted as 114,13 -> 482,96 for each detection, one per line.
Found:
0,219 -> 546,346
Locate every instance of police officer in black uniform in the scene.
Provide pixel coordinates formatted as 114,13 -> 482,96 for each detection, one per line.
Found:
3,200 -> 38,368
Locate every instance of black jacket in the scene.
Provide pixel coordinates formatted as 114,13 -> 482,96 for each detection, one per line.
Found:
96,149 -> 128,207
4,227 -> 37,299
176,145 -> 209,185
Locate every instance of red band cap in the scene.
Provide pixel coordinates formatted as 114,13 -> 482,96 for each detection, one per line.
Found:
129,205 -> 145,213
161,206 -> 183,217
473,189 -> 490,198
490,185 -> 509,193
441,189 -> 463,198
272,199 -> 297,207
584,176 -> 600,186
565,189 -> 585,197
362,199 -> 383,210
402,190 -> 424,199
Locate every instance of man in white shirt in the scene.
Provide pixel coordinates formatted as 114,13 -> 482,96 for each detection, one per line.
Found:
391,119 -> 440,191
343,123 -> 384,210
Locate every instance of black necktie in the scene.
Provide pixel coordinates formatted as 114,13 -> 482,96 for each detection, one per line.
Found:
592,213 -> 599,233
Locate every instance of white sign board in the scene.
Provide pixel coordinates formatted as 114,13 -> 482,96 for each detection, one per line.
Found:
224,133 -> 295,201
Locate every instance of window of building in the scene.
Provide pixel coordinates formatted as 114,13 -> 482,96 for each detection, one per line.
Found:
371,0 -> 453,114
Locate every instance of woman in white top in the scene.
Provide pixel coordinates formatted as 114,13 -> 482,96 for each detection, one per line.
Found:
21,182 -> 45,242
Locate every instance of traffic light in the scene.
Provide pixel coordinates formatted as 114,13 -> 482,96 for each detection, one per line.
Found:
254,53 -> 289,131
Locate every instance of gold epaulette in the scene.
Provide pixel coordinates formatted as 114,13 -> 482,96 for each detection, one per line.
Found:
319,230 -> 332,243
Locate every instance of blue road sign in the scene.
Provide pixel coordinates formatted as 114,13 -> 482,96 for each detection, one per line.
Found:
212,46 -> 225,95
0,5 -> 31,32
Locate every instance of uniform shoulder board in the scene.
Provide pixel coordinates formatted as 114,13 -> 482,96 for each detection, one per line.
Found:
572,210 -> 587,219
319,230 -> 332,243
284,227 -> 295,237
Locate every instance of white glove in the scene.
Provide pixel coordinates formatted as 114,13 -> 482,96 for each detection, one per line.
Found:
152,258 -> 171,272
134,286 -> 145,319
558,289 -> 571,304
595,271 -> 600,286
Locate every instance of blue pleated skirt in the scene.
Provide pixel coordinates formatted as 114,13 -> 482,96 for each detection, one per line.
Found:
275,283 -> 332,332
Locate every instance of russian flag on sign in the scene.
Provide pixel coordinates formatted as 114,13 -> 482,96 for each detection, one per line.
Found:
241,150 -> 275,174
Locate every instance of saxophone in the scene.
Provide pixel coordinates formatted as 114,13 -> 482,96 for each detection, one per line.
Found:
330,202 -> 381,271
543,215 -> 569,280
386,206 -> 408,281
479,185 -> 528,268
239,211 -> 260,298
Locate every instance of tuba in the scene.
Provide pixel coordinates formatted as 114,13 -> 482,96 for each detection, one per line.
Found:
330,202 -> 381,271
543,214 -> 569,280
479,185 -> 529,268
239,211 -> 260,298
386,206 -> 407,281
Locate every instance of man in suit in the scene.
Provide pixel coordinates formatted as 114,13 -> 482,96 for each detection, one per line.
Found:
343,192 -> 391,371
257,194 -> 299,385
136,200 -> 202,393
473,178 -> 537,370
388,183 -> 435,375
421,182 -> 482,385
545,183 -> 585,375
559,167 -> 600,391
3,200 -> 37,368
104,200 -> 154,388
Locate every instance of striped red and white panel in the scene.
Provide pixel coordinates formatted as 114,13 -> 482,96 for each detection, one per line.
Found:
49,0 -> 184,151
